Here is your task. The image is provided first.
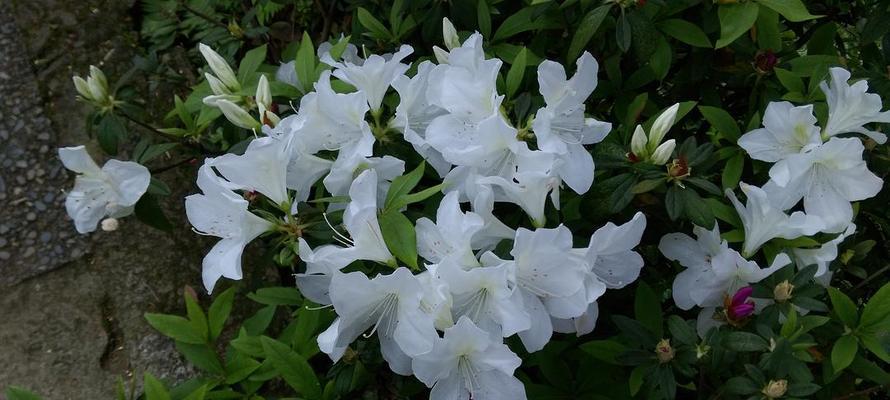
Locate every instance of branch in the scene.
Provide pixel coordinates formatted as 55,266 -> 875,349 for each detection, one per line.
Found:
833,384 -> 888,400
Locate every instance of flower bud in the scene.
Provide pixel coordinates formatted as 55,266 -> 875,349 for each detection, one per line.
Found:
216,99 -> 260,130
762,380 -> 787,399
655,339 -> 675,363
100,218 -> 119,232
89,65 -> 108,93
202,94 -> 242,107
199,43 -> 240,92
650,139 -> 676,165
256,74 -> 272,110
73,76 -> 93,101
773,280 -> 794,303
205,73 -> 231,96
630,125 -> 649,158
87,75 -> 108,104
648,103 -> 680,153
433,46 -> 450,64
442,17 -> 461,50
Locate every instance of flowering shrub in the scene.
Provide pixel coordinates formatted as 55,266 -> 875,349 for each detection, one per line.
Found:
12,1 -> 890,399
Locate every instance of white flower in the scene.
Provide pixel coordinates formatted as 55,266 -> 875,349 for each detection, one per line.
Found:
264,116 -> 334,204
468,185 -> 515,251
198,43 -> 240,92
293,238 -> 356,305
275,61 -> 301,91
323,153 -> 405,203
532,52 -> 611,194
765,137 -> 882,232
321,45 -> 413,112
660,223 -> 741,309
336,169 -> 395,265
726,183 -> 823,257
497,225 -> 588,352
211,136 -> 291,207
185,163 -> 273,293
416,191 -> 484,267
737,101 -> 822,162
417,265 -> 455,330
412,316 -> 526,400
821,67 -> 890,144
391,61 -> 451,176
477,148 -> 560,228
427,111 -> 521,178
59,146 -> 151,234
792,223 -> 856,285
321,268 -> 438,375
436,259 -> 530,338
426,34 -> 503,125
297,71 -> 375,160
554,212 -> 647,335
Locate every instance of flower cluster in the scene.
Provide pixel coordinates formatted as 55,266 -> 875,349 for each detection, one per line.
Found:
659,67 -> 887,336
179,26 -> 645,400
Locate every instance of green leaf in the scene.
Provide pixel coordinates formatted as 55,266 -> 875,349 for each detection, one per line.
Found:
238,45 -> 267,82
147,178 -> 172,197
859,282 -> 890,331
567,5 -> 611,61
244,305 -> 277,335
137,143 -> 177,164
98,113 -> 126,155
724,376 -> 760,395
247,287 -> 303,306
399,183 -> 444,208
493,7 -> 543,42
667,316 -> 698,345
716,2 -> 759,48
649,38 -> 672,81
379,211 -> 418,269
616,12 -> 632,52
185,292 -> 209,343
755,7 -> 782,51
634,282 -> 663,337
787,382 -> 821,397
724,332 -> 769,351
850,354 -> 890,384
208,287 -> 235,342
831,335 -> 858,373
385,162 -> 425,210
4,387 -> 42,400
579,340 -> 626,364
145,313 -> 206,344
657,19 -> 712,48
774,68 -> 804,93
135,194 -> 174,231
827,287 -> 859,328
357,7 -> 391,41
506,47 -> 528,98
144,372 -> 171,400
477,0 -> 491,39
699,105 -> 741,141
296,32 -> 316,93
755,0 -> 819,22
260,336 -> 323,400
175,342 -> 224,374
629,365 -> 646,396
859,332 -> 890,363
722,152 -> 744,190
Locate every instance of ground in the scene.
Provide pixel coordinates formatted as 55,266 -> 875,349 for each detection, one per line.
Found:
0,1 -> 210,397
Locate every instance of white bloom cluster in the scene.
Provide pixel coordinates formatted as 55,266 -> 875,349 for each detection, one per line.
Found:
181,26 -> 646,400
659,67 -> 887,335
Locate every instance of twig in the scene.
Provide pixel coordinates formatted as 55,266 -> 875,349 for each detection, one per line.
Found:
853,264 -> 890,291
833,384 -> 888,400
150,157 -> 196,174
117,111 -> 216,155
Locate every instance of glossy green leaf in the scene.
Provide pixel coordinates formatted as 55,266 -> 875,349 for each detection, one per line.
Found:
237,44 -> 267,82
506,47 -> 528,98
831,335 -> 858,373
145,313 -> 206,344
828,287 -> 859,328
379,210 -> 417,269
144,372 -> 171,400
716,2 -> 759,48
699,105 -> 741,141
208,286 -> 235,341
567,5 -> 611,61
357,7 -> 391,41
657,19 -> 712,48
385,162 -> 425,211
756,0 -> 819,22
260,336 -> 323,400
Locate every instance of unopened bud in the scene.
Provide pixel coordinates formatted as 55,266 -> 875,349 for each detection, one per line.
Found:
202,94 -> 242,107
433,46 -> 450,64
89,65 -> 108,93
630,125 -> 649,158
655,339 -> 674,363
216,99 -> 260,130
648,103 -> 680,153
650,139 -> 676,165
205,73 -> 231,96
256,74 -> 272,110
199,43 -> 240,92
73,76 -> 93,100
101,218 -> 119,232
87,75 -> 107,103
773,280 -> 794,303
762,380 -> 787,399
442,17 -> 460,50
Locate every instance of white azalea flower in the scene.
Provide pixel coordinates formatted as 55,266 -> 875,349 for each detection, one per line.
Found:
321,268 -> 438,375
416,191 -> 484,267
59,146 -> 151,234
726,183 -> 823,257
469,185 -> 516,251
532,51 -> 611,194
263,115 -> 333,204
321,44 -> 413,112
497,225 -> 588,352
436,259 -> 530,338
337,169 -> 396,265
417,265 -> 455,330
323,153 -> 405,204
554,212 -> 647,335
391,61 -> 451,176
297,71 -> 375,159
427,112 -> 521,179
185,163 -> 273,293
765,137 -> 883,233
660,223 -> 742,309
821,67 -> 890,144
211,136 -> 291,207
293,238 -> 357,305
737,101 -> 822,162
412,316 -> 526,400
477,148 -> 560,228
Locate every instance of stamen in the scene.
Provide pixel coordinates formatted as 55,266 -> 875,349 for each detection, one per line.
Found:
323,212 -> 354,245
305,303 -> 334,311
